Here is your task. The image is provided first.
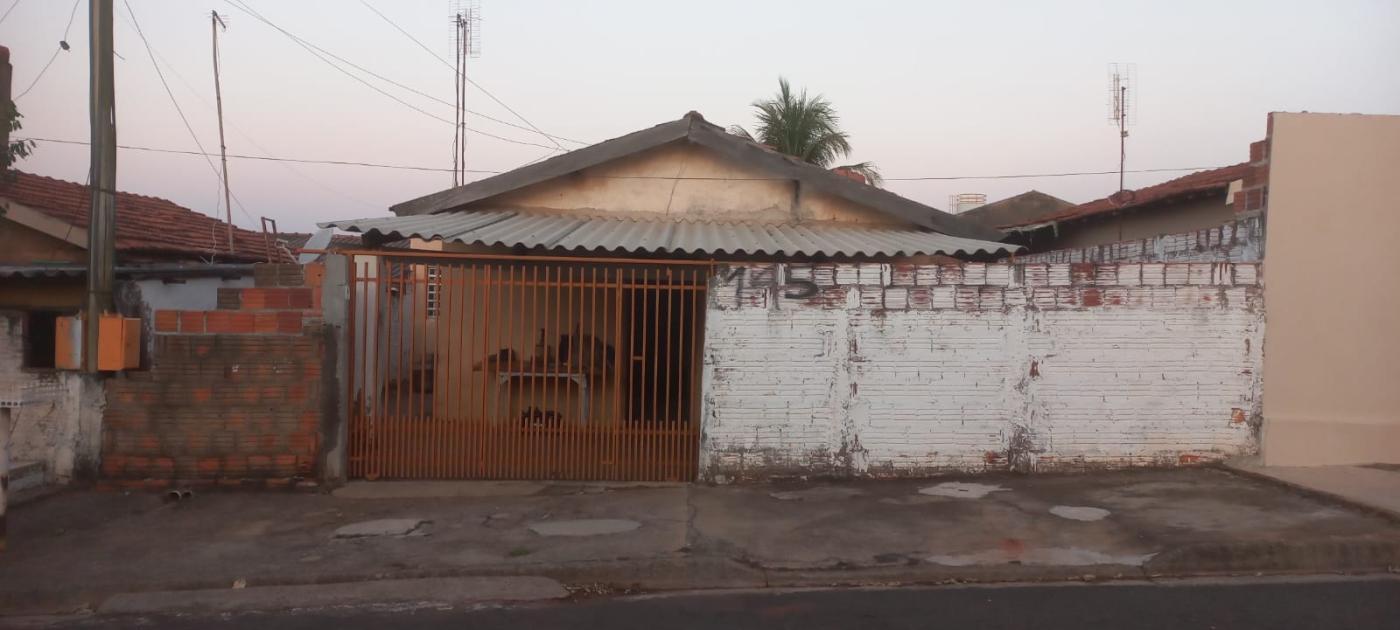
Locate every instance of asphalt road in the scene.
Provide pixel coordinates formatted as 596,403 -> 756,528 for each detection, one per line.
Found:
33,576 -> 1400,630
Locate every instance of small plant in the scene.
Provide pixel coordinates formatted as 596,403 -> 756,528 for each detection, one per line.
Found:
507,546 -> 532,558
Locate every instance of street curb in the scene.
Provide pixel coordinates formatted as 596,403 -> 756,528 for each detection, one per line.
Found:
96,576 -> 569,616
9,547 -> 1400,618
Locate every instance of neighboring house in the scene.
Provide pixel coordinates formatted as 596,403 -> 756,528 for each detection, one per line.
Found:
957,190 -> 1074,231
317,112 -> 1266,483
276,231 -> 362,260
966,163 -> 1258,263
1,170 -> 288,487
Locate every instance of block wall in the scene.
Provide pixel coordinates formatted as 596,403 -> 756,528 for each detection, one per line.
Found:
702,261 -> 1265,480
101,264 -> 327,488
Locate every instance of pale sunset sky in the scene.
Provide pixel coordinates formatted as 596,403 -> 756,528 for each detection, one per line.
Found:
5,0 -> 1398,232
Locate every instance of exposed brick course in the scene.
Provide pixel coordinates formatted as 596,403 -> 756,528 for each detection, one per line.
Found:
105,264 -> 326,487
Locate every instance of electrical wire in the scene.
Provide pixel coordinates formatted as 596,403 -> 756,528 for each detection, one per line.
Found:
14,0 -> 80,101
223,0 -> 560,151
357,0 -> 577,150
18,137 -> 1227,183
137,42 -> 382,212
122,0 -> 255,225
22,136 -> 483,173
0,0 -> 21,27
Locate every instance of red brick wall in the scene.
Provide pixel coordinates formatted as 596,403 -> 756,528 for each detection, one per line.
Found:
103,263 -> 327,489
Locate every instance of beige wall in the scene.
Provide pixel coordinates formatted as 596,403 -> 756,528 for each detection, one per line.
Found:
1049,195 -> 1236,250
473,141 -> 904,226
1261,112 -> 1400,466
0,217 -> 85,264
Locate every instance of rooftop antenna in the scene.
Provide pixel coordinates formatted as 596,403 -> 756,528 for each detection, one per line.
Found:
451,0 -> 482,186
1108,63 -> 1136,199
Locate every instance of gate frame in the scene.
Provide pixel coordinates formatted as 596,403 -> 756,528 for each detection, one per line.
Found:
332,247 -> 716,483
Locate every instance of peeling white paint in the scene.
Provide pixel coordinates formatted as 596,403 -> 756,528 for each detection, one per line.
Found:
701,261 -> 1266,480
926,547 -> 1156,567
918,482 -> 1008,499
1049,506 -> 1112,521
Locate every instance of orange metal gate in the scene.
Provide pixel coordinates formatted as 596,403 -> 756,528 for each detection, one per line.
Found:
345,251 -> 709,481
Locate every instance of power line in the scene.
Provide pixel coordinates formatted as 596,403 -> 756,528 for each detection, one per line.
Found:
223,0 -> 561,151
134,38 -> 381,211
14,0 -> 80,101
357,0 -> 572,150
0,0 -> 21,27
122,0 -> 255,225
22,136 -> 484,173
18,137 -> 1227,183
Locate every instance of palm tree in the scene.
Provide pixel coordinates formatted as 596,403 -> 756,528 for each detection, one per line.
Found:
728,78 -> 882,186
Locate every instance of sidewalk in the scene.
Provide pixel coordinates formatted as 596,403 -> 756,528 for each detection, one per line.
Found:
1225,461 -> 1400,521
3,468 -> 1400,615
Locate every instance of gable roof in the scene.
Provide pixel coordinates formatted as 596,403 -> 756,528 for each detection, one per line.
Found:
992,163 -> 1251,231
958,190 -> 1075,230
390,112 -> 1006,243
1,170 -> 285,263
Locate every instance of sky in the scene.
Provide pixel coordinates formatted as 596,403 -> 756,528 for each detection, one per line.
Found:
4,0 -> 1399,233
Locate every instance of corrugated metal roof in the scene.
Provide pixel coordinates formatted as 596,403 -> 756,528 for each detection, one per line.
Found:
321,210 -> 1020,258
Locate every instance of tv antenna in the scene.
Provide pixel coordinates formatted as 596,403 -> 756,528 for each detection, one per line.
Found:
451,0 -> 482,186
1108,63 -> 1136,198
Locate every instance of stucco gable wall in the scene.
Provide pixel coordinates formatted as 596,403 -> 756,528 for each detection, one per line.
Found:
470,142 -> 906,227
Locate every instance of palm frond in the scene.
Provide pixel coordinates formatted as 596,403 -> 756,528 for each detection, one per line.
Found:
835,162 -> 883,187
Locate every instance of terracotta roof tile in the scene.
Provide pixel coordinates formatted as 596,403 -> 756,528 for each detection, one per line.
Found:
1,170 -> 287,263
994,163 -> 1251,229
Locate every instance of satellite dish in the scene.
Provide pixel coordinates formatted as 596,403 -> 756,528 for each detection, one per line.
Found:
297,228 -> 335,264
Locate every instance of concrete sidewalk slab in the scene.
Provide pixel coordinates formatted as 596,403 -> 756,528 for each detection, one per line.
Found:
97,576 -> 568,615
1225,462 -> 1400,520
2,469 -> 1398,616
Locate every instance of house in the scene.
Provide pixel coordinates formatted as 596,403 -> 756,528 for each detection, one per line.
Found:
1,170 -> 289,488
317,112 -> 1266,483
966,163 -> 1260,263
957,190 -> 1074,232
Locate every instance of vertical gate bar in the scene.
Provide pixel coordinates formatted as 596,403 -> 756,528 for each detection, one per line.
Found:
364,260 -> 374,478
574,265 -> 586,479
635,264 -> 644,478
372,258 -> 387,479
347,259 -> 359,477
437,264 -> 451,478
475,264 -> 493,477
423,264 -> 433,477
669,268 -> 682,481
405,263 -> 417,476
495,263 -> 512,478
412,264 -> 425,476
448,263 -> 459,476
523,264 -> 536,479
462,261 -> 478,478
358,259 -> 370,478
666,268 -> 677,478
389,259 -> 403,478
484,262 -> 500,479
532,263 -> 543,478
611,268 -> 624,481
450,263 -> 464,477
551,265 -> 564,479
692,267 -> 705,480
560,264 -> 571,478
650,267 -> 663,481
589,265 -> 601,479
661,267 -> 673,481
484,263 -> 499,479
563,265 -> 576,478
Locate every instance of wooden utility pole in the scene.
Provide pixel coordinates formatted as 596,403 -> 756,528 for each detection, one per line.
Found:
85,0 -> 117,373
211,10 -> 233,253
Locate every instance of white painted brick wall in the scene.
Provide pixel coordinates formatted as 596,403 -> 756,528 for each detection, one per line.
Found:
1015,216 -> 1265,264
702,261 -> 1265,480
